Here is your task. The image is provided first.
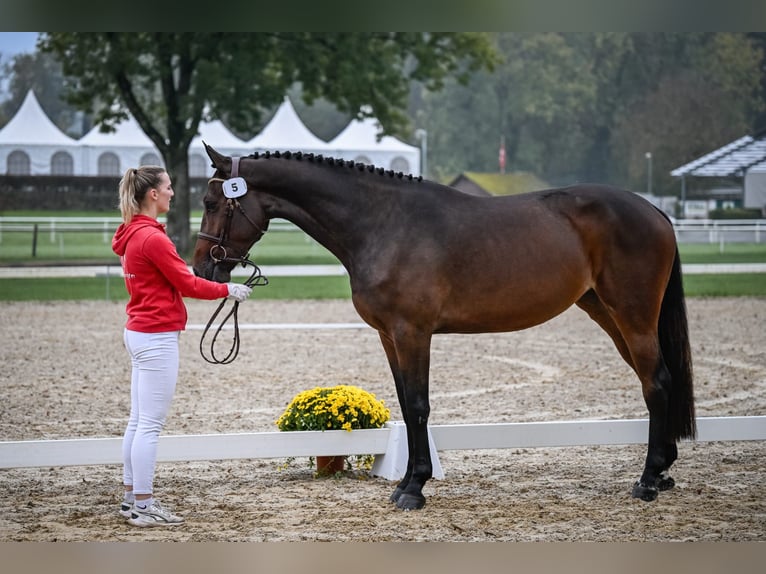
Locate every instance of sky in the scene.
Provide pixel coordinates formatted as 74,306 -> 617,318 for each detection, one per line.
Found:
0,32 -> 39,97
0,32 -> 40,57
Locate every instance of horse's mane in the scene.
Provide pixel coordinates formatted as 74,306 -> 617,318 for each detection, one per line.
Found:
245,150 -> 424,183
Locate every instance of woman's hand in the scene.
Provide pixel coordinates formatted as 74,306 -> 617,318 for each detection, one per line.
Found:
226,283 -> 253,302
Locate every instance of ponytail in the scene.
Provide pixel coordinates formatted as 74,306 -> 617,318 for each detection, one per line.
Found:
118,166 -> 166,223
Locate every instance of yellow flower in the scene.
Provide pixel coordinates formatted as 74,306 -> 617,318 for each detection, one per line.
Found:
276,385 -> 390,432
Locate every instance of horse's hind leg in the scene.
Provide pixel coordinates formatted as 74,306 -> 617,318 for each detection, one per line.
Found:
631,351 -> 677,501
581,290 -> 677,501
576,290 -> 634,370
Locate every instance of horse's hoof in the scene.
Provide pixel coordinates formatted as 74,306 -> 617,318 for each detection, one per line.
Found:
395,493 -> 426,511
389,487 -> 403,503
656,471 -> 675,491
632,481 -> 658,502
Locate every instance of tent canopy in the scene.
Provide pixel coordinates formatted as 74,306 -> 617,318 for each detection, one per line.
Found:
79,114 -> 155,148
248,97 -> 328,151
328,116 -> 417,153
0,90 -> 76,146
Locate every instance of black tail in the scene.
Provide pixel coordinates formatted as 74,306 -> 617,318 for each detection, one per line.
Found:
658,247 -> 696,440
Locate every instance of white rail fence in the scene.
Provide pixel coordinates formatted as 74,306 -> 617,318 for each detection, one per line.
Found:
0,217 -> 297,249
1,416 -> 763,480
1,217 -> 765,245
673,219 -> 765,246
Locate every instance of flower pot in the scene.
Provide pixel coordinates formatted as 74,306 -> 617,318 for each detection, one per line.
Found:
316,455 -> 346,476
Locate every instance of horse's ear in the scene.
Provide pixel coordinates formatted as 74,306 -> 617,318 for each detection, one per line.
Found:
204,142 -> 228,171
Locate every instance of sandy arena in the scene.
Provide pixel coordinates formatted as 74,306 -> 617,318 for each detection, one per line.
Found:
0,297 -> 764,541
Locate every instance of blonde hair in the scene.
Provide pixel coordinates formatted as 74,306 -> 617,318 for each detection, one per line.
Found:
118,166 -> 167,223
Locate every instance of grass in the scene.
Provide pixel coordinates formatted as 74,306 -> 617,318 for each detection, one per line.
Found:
0,275 -> 352,302
0,273 -> 762,302
682,274 -> 766,298
2,212 -> 765,265
678,243 -> 766,264
1,213 -> 764,301
0,227 -> 339,265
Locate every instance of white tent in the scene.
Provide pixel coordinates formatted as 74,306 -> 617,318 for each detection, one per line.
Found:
190,118 -> 250,177
0,90 -> 79,175
247,97 -> 329,153
327,115 -> 420,175
1,91 -> 421,178
78,113 -> 160,176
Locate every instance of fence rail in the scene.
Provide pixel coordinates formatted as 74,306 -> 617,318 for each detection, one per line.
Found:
1,216 -> 762,239
673,219 -> 765,244
0,416 -> 763,481
0,216 -> 296,233
0,217 -> 764,260
0,217 -> 298,257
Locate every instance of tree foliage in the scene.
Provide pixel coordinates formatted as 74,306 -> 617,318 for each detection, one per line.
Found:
0,51 -> 86,135
2,32 -> 764,230
38,32 -> 496,254
415,32 -> 765,195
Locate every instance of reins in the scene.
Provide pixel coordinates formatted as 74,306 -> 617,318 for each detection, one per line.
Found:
198,258 -> 268,364
198,156 -> 269,364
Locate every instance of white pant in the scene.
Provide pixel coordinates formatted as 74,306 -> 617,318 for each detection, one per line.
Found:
122,329 -> 180,495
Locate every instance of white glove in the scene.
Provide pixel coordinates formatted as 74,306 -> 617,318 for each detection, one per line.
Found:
227,283 -> 253,302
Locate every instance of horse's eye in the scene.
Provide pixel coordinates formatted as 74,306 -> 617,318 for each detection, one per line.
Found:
204,200 -> 217,213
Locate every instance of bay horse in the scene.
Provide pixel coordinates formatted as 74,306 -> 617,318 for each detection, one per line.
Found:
193,143 -> 695,511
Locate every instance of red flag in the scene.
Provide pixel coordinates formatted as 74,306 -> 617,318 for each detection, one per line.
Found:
498,136 -> 506,174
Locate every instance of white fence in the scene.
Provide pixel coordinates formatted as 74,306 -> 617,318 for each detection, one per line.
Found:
0,216 -> 766,243
0,216 -> 296,240
673,219 -> 765,244
1,416 -> 763,480
1,217 -> 764,246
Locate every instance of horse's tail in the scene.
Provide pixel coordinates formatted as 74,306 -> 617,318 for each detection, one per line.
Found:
658,247 -> 696,441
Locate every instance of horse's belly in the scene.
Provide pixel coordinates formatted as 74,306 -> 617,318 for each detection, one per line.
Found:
435,267 -> 589,334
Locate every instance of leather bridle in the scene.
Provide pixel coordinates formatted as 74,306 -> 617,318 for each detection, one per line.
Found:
197,156 -> 269,364
197,156 -> 267,266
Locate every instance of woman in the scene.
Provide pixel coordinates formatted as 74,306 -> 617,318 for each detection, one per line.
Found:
112,166 -> 252,527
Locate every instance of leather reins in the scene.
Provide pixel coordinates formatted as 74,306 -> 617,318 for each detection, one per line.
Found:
198,156 -> 269,364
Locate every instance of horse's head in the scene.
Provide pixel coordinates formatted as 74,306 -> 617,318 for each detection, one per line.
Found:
192,143 -> 269,282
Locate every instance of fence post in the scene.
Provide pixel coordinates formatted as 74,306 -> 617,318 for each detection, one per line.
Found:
32,223 -> 38,257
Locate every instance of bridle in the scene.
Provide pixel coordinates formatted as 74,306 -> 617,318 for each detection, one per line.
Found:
196,156 -> 267,267
198,156 -> 269,364
196,194 -> 266,265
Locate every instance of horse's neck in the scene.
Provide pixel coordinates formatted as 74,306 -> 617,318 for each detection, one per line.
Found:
259,166 -> 377,267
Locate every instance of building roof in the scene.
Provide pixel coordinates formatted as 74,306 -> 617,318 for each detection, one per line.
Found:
671,132 -> 766,177
449,171 -> 549,196
328,115 -> 417,153
247,97 -> 328,151
0,90 -> 77,146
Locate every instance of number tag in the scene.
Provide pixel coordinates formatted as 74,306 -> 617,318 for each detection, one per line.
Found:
222,177 -> 247,199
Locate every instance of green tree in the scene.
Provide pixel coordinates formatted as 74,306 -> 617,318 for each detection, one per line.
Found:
1,51 -> 88,137
611,33 -> 765,195
418,33 -> 602,183
415,32 -> 765,193
40,32 -> 495,254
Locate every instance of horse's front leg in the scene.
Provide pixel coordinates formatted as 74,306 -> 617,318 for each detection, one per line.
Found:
378,332 -> 411,504
385,328 -> 433,511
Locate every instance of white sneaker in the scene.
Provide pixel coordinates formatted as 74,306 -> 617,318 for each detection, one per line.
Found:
128,501 -> 184,527
119,502 -> 133,519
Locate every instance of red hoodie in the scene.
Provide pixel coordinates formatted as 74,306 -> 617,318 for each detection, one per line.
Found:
112,215 -> 228,332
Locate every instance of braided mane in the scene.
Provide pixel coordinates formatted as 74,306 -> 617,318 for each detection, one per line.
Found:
245,150 -> 423,182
